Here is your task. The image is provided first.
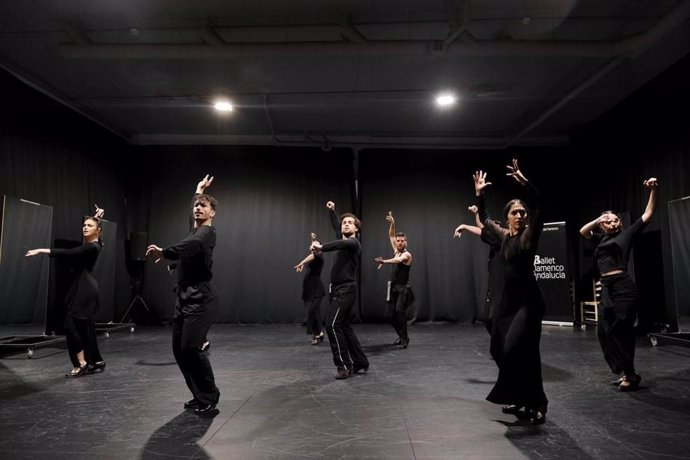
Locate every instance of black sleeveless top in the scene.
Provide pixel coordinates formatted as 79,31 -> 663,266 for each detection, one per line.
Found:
391,261 -> 411,285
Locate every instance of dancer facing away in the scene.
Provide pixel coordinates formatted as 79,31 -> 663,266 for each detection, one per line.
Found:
374,211 -> 414,349
26,205 -> 107,377
579,177 -> 659,391
146,175 -> 220,417
475,160 -> 548,425
294,232 -> 326,345
310,200 -> 369,379
454,205 -> 502,335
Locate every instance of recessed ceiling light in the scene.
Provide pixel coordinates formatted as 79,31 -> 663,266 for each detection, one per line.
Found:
435,93 -> 457,107
522,16 -> 532,25
214,100 -> 233,112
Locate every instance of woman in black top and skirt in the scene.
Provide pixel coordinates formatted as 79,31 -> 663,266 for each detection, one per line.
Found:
475,160 -> 548,425
579,177 -> 658,391
295,233 -> 326,345
26,206 -> 106,377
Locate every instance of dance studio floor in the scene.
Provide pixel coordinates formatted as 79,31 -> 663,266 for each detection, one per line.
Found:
1,322 -> 689,459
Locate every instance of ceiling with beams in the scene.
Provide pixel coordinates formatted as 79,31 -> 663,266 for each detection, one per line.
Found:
0,0 -> 689,150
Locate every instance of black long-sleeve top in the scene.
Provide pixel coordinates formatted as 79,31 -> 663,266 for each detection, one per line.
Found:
50,242 -> 102,319
329,208 -> 342,239
302,253 -> 326,300
590,218 -> 646,274
477,182 -> 544,317
321,237 -> 360,286
162,225 -> 216,286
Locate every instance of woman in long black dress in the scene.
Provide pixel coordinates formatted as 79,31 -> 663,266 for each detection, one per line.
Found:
26,206 -> 106,377
579,177 -> 658,391
295,233 -> 326,345
475,160 -> 548,425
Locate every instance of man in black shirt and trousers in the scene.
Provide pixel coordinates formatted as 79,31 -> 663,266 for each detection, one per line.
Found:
311,201 -> 369,379
146,175 -> 220,416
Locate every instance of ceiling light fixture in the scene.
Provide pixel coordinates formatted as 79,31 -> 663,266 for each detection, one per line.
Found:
214,100 -> 233,112
436,93 -> 457,107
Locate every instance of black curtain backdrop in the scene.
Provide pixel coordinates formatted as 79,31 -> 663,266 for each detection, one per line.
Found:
2,54 -> 690,327
359,150 -> 525,323
93,220 -> 118,323
134,146 -> 355,323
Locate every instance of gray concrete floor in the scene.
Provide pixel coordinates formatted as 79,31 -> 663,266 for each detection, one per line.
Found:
1,322 -> 689,459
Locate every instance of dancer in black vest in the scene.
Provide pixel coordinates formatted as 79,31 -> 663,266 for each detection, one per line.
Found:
579,177 -> 658,391
310,201 -> 369,379
374,212 -> 414,349
146,175 -> 220,417
26,205 -> 106,377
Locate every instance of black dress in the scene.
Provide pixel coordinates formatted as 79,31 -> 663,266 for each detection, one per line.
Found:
50,241 -> 104,367
479,187 -> 548,411
302,253 -> 325,336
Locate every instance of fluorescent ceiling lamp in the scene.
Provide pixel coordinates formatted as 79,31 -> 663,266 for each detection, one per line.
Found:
435,93 -> 456,107
214,100 -> 233,112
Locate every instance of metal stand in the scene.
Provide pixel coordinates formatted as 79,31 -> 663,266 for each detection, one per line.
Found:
120,293 -> 151,323
0,335 -> 65,359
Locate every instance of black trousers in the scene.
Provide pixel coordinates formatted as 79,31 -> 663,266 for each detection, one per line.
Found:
385,284 -> 413,341
598,274 -> 639,376
172,283 -> 220,406
325,283 -> 368,371
305,297 -> 324,336
64,315 -> 103,368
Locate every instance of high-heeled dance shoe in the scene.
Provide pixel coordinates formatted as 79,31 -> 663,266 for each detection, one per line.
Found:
87,361 -> 106,374
618,374 -> 641,392
528,408 -> 547,425
501,405 -> 523,415
65,364 -> 88,378
610,376 -> 625,386
310,332 -> 324,345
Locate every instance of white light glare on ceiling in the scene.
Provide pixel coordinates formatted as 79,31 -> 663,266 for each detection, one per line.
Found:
435,93 -> 457,107
214,100 -> 233,112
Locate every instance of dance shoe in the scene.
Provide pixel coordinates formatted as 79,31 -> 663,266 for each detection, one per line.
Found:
400,338 -> 409,349
334,368 -> 351,380
184,398 -> 200,409
501,405 -> 523,415
619,374 -> 641,392
194,403 -> 219,417
610,376 -> 625,386
87,361 -> 106,374
393,337 -> 402,346
65,364 -> 88,378
352,365 -> 369,375
528,408 -> 547,425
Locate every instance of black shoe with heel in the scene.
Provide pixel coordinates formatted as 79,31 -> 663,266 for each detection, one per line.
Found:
87,361 -> 106,374
194,403 -> 219,417
184,398 -> 200,409
528,408 -> 546,425
501,405 -> 523,415
65,364 -> 88,378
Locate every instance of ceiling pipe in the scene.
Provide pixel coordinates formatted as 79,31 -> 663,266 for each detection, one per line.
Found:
57,39 -> 618,59
200,21 -> 226,46
339,23 -> 368,45
130,132 -> 559,150
56,2 -> 690,60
